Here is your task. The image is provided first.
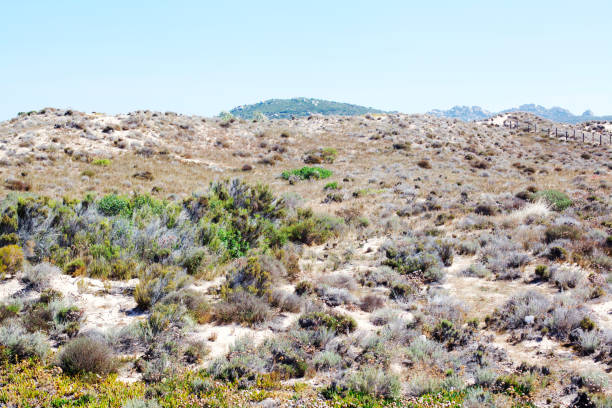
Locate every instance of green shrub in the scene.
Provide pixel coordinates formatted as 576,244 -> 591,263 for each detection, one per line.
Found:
324,182 -> 339,190
92,158 -> 111,166
0,233 -> 19,247
98,194 -> 130,216
64,258 -> 86,276
58,336 -> 116,375
281,166 -> 332,181
535,190 -> 572,211
535,265 -> 550,280
282,209 -> 343,245
298,311 -> 357,334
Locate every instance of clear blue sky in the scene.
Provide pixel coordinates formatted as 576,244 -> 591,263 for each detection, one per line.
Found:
2,1 -> 611,120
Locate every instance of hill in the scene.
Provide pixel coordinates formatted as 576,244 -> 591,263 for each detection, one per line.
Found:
229,97 -> 386,119
428,103 -> 612,123
0,108 -> 610,407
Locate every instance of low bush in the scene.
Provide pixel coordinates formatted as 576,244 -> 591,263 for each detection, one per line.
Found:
213,291 -> 271,325
544,224 -> 581,243
92,158 -> 111,166
21,262 -> 58,290
360,294 -> 385,312
298,311 -> 357,334
58,336 -> 117,375
281,166 -> 332,181
0,322 -> 49,361
534,264 -> 550,280
343,366 -> 401,400
535,190 -> 572,211
134,265 -> 191,310
98,194 -> 131,216
282,209 -> 344,245
0,245 -> 24,277
579,369 -> 609,392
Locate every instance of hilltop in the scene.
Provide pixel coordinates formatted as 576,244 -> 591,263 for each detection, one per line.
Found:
229,97 -> 386,119
428,103 -> 612,124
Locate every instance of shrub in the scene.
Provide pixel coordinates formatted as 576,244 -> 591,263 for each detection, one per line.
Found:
58,336 -> 116,375
463,387 -> 495,408
0,322 -> 49,361
474,367 -> 498,387
544,225 -> 581,243
343,367 -> 401,400
162,289 -> 211,324
498,290 -> 550,329
462,263 -> 491,279
298,311 -> 357,334
223,255 -> 285,297
184,340 -> 210,364
22,262 -> 58,290
283,210 -> 344,245
281,166 -> 332,181
407,374 -> 441,396
295,281 -> 314,296
474,203 -> 496,216
304,148 -> 337,164
92,158 -> 111,166
213,291 -> 271,325
360,294 -> 385,312
122,399 -> 161,408
98,194 -> 131,216
579,369 -> 609,392
0,245 -> 24,277
134,265 -> 191,310
64,258 -> 86,276
534,265 -> 550,280
550,264 -> 586,290
312,350 -> 343,371
417,159 -> 431,169
324,182 -> 339,190
5,179 -> 31,191
535,190 -> 572,211
576,329 -> 600,355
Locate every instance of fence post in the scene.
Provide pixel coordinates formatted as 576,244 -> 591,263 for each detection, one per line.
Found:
600,134 -> 602,145
582,132 -> 584,143
555,128 -> 558,137
565,131 -> 568,141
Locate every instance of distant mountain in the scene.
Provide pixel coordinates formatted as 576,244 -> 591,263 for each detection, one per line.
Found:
427,106 -> 492,122
428,104 -> 612,124
229,97 -> 386,119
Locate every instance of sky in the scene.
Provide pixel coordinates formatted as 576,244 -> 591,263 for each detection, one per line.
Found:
1,0 -> 611,120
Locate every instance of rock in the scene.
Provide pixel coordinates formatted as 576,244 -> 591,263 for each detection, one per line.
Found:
524,315 -> 535,325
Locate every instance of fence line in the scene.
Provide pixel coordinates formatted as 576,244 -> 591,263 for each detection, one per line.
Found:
502,119 -> 611,146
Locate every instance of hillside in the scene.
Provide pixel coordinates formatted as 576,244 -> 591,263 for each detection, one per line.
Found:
0,108 -> 611,407
229,97 -> 386,119
428,103 -> 612,124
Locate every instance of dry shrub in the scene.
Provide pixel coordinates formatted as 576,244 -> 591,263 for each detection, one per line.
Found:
58,336 -> 117,375
5,179 -> 31,191
360,294 -> 385,312
417,159 -> 431,169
